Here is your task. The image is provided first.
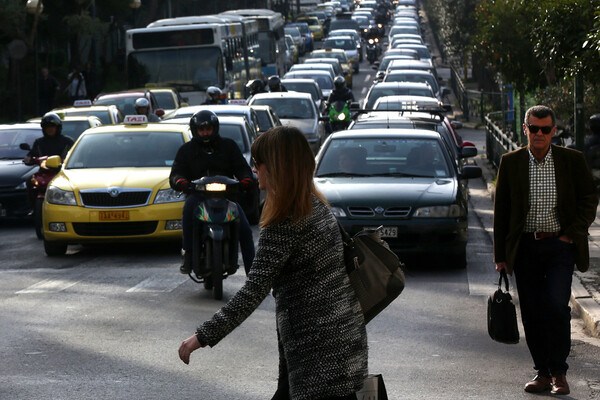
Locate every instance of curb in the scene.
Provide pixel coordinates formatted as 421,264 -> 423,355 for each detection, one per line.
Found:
473,155 -> 600,339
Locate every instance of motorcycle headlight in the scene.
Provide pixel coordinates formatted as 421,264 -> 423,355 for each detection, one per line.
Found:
368,39 -> 374,44
155,188 -> 185,204
205,183 -> 227,192
46,186 -> 77,206
413,204 -> 465,218
338,113 -> 346,121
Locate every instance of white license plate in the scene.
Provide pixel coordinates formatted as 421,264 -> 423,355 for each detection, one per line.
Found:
362,226 -> 398,238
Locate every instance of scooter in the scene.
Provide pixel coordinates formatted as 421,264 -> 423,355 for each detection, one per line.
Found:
186,175 -> 241,300
366,38 -> 379,64
329,100 -> 352,132
20,144 -> 59,240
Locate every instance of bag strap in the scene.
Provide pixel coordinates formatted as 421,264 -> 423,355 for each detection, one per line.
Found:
337,220 -> 353,245
498,270 -> 510,292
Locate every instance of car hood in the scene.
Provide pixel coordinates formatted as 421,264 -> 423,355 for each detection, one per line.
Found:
53,168 -> 171,192
0,159 -> 37,186
314,176 -> 457,206
280,118 -> 318,135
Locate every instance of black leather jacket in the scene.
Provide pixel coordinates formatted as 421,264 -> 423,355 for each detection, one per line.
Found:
327,87 -> 355,104
26,134 -> 74,162
169,134 -> 252,188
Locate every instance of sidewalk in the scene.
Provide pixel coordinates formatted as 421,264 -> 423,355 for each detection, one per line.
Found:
473,154 -> 600,339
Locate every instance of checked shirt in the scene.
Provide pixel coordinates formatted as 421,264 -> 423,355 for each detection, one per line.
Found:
524,147 -> 561,233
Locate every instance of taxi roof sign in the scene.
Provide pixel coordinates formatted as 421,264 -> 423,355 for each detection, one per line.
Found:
73,99 -> 92,107
228,99 -> 247,105
124,115 -> 148,124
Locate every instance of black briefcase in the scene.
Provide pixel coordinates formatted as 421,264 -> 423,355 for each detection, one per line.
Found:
487,270 -> 520,344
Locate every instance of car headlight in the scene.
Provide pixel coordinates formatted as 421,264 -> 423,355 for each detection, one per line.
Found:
413,204 -> 465,218
46,186 -> 77,206
330,206 -> 347,217
155,188 -> 185,204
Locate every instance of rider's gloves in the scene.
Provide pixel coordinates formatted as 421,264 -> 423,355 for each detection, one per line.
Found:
240,177 -> 253,191
175,178 -> 192,193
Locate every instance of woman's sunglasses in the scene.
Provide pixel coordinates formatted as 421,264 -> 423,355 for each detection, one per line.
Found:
526,124 -> 554,134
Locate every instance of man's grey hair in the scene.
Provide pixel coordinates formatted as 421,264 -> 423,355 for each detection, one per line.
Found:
524,105 -> 556,126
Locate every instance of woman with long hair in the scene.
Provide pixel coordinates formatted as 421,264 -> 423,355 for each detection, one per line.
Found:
179,126 -> 368,400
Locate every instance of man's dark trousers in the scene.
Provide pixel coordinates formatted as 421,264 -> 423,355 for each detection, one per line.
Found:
514,236 -> 575,376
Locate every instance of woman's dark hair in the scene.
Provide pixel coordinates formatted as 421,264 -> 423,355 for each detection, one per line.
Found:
251,126 -> 326,227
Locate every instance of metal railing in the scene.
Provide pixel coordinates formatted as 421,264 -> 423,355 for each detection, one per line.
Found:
485,112 -> 521,169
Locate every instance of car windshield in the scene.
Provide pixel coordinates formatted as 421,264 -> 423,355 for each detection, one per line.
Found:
366,87 -> 435,109
94,95 -> 144,115
323,39 -> 355,51
153,92 -> 177,109
65,110 -> 113,124
385,73 -> 439,93
61,121 -> 94,141
284,82 -> 321,101
219,123 -> 248,152
0,128 -> 42,159
316,137 -> 450,178
66,131 -> 184,168
252,98 -> 315,119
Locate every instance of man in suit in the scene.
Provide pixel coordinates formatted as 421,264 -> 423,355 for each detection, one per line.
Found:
494,105 -> 598,395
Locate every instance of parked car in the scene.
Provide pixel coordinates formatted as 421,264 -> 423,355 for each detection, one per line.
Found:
281,78 -> 325,113
41,116 -> 193,256
0,123 -> 43,218
248,92 -> 326,153
314,129 -> 482,267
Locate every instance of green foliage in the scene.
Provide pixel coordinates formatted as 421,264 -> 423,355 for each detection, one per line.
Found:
424,0 -> 478,59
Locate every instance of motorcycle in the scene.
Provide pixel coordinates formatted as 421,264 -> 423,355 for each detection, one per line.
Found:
329,100 -> 352,132
186,175 -> 242,300
19,143 -> 59,240
366,38 -> 379,64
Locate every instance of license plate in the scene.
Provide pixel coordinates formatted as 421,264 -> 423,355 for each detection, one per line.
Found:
99,210 -> 130,221
362,226 -> 398,238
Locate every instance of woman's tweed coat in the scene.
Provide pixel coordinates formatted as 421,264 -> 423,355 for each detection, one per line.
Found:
195,197 -> 368,400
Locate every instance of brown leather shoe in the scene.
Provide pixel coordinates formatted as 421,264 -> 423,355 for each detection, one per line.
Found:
524,375 -> 552,393
551,374 -> 570,395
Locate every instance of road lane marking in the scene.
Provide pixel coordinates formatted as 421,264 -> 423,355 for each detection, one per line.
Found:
126,274 -> 188,293
364,74 -> 371,83
361,87 -> 367,95
16,278 -> 80,294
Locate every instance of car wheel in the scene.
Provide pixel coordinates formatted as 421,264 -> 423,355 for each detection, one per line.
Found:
44,240 -> 67,256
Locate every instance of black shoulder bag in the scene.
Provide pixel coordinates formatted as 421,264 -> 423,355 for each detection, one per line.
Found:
487,270 -> 520,344
338,223 -> 405,324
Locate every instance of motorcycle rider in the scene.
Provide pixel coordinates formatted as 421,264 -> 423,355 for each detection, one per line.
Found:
202,86 -> 227,105
585,113 -> 600,170
246,79 -> 266,99
134,97 -> 160,122
267,75 -> 287,92
169,110 -> 255,275
327,76 -> 355,105
23,112 -> 74,206
24,112 -> 74,165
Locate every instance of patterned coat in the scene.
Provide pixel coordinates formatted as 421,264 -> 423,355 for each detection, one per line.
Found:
195,196 -> 368,399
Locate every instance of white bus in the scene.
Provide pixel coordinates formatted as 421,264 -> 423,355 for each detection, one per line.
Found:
220,9 -> 287,77
125,16 -> 261,104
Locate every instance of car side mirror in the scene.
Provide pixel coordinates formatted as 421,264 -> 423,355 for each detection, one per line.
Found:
180,102 -> 189,108
451,120 -> 463,130
459,165 -> 482,179
460,146 -> 478,159
375,71 -> 385,81
349,102 -> 361,111
46,155 -> 62,170
19,143 -> 31,151
441,87 -> 451,97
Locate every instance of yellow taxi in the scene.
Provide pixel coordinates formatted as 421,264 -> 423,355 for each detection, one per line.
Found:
310,48 -> 353,88
52,100 -> 123,125
42,115 -> 192,256
297,16 -> 324,40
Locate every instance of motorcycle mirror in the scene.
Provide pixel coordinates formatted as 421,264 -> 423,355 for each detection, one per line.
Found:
45,155 -> 62,170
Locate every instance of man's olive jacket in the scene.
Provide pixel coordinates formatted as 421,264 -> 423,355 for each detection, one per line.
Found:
493,145 -> 598,273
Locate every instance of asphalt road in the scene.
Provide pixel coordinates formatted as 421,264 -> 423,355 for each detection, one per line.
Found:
1,54 -> 600,399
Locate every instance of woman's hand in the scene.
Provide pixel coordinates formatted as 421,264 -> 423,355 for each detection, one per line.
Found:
178,334 -> 202,365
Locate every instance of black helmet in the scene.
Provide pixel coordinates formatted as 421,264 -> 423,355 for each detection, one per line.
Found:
189,110 -> 220,142
40,112 -> 62,136
334,76 -> 346,90
134,97 -> 150,114
590,113 -> 600,133
247,79 -> 265,95
268,75 -> 281,91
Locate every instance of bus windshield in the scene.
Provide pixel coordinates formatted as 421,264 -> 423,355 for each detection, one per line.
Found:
127,47 -> 224,92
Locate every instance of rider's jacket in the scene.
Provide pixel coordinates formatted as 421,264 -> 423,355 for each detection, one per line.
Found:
169,135 -> 252,189
327,87 -> 355,104
26,134 -> 74,161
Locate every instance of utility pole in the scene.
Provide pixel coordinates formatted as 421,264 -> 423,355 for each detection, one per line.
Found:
574,75 -> 585,151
